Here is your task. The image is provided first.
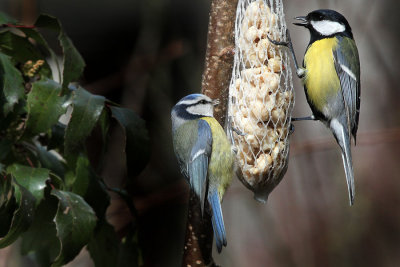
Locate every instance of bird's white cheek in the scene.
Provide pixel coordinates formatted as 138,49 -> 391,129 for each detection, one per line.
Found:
311,20 -> 345,36
187,105 -> 213,117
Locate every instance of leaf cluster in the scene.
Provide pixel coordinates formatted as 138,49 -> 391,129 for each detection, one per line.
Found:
0,13 -> 149,266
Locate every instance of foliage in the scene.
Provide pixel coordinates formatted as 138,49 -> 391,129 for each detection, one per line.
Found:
0,13 -> 149,266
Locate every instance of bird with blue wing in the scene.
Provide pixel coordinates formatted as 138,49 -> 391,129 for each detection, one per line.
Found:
269,9 -> 360,205
171,93 -> 234,252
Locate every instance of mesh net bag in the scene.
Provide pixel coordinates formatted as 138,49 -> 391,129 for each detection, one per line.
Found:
228,0 -> 294,202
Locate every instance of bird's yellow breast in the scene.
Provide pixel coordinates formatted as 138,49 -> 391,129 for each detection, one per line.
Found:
304,37 -> 341,112
200,117 -> 233,198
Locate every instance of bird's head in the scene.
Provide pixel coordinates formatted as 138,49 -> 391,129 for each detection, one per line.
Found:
294,9 -> 353,39
171,94 -> 216,131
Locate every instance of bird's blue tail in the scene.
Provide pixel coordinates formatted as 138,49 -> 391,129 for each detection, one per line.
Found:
208,189 -> 227,253
330,119 -> 355,205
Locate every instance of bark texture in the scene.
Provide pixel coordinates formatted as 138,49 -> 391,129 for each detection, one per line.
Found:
182,0 -> 238,266
201,0 -> 238,126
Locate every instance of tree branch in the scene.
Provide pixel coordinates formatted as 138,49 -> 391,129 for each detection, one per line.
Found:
183,194 -> 216,267
201,0 -> 237,126
182,0 -> 238,266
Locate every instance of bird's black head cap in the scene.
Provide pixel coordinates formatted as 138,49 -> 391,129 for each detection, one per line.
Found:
294,9 -> 353,42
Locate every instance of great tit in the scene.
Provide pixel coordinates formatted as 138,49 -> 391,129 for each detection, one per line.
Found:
270,9 -> 360,205
171,93 -> 234,252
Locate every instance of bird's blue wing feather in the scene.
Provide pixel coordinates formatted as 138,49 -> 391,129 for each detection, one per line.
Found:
208,188 -> 227,253
333,36 -> 361,142
189,119 -> 212,214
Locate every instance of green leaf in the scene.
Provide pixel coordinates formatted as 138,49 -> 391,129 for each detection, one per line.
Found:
0,174 -> 12,208
0,31 -> 39,62
87,220 -> 119,267
64,171 -> 75,190
0,181 -> 35,248
98,108 -> 110,149
64,88 -> 105,158
20,194 -> 60,266
19,27 -> 60,81
0,31 -> 51,76
0,138 -> 12,161
72,155 -> 109,218
34,144 -> 66,178
0,99 -> 25,131
35,14 -> 85,95
50,189 -> 97,266
0,12 -> 17,25
24,79 -> 69,137
71,155 -> 90,196
0,52 -> 25,114
7,164 -> 49,206
110,106 -> 150,177
0,176 -> 15,237
96,108 -> 110,172
48,122 -> 66,151
49,173 -> 64,190
0,195 -> 16,238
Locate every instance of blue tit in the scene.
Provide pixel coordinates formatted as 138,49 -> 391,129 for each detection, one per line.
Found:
269,9 -> 360,205
171,93 -> 234,252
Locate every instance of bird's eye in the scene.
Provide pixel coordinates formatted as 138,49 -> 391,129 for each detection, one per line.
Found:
200,100 -> 207,104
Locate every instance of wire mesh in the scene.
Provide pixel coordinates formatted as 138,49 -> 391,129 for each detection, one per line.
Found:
228,0 -> 294,202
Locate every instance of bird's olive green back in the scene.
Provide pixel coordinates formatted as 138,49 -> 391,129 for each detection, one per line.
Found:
173,120 -> 199,176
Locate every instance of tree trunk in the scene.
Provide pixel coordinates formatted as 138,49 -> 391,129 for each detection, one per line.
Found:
182,0 -> 238,266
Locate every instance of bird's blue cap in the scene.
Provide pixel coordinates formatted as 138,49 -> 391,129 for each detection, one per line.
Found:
180,93 -> 204,102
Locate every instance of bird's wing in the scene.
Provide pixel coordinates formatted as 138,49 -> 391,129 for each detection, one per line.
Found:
189,119 -> 213,214
333,36 -> 361,142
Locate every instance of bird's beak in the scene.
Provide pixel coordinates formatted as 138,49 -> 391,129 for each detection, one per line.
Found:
293,16 -> 308,27
212,99 -> 220,106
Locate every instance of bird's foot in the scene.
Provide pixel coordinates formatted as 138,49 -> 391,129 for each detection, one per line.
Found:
267,35 -> 289,47
268,29 -> 303,78
231,126 -> 246,136
289,123 -> 295,135
296,68 -> 306,78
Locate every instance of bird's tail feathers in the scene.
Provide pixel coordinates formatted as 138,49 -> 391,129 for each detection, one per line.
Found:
208,189 -> 227,253
331,119 -> 355,206
341,150 -> 355,205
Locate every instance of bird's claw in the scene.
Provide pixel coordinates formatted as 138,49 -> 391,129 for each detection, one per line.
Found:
232,126 -> 246,136
268,29 -> 302,73
267,29 -> 291,47
289,123 -> 295,135
267,35 -> 289,47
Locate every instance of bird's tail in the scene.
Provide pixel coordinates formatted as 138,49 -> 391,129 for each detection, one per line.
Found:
208,189 -> 227,253
330,119 -> 355,206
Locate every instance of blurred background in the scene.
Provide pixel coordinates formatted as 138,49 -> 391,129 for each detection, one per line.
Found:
1,0 -> 400,266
